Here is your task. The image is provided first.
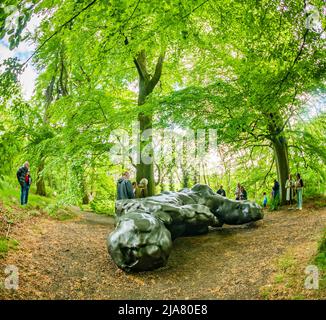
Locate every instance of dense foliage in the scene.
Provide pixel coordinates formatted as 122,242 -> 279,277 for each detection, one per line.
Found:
0,0 -> 325,212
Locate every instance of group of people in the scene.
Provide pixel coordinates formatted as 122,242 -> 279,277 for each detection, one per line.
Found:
266,173 -> 304,210
235,183 -> 248,200
16,161 -> 32,205
116,171 -> 149,200
216,184 -> 247,200
116,170 -> 305,212
285,173 -> 304,210
117,175 -> 250,202
217,174 -> 304,211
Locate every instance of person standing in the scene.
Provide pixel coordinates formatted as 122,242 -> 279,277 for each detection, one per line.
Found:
216,185 -> 226,197
16,161 -> 30,205
262,192 -> 268,208
240,186 -> 247,200
116,171 -> 135,200
235,183 -> 241,200
285,174 -> 294,205
295,173 -> 304,210
24,170 -> 32,205
271,179 -> 280,210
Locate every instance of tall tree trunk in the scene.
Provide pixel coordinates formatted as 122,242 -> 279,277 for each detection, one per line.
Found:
182,170 -> 190,188
193,166 -> 200,184
181,139 -> 190,188
82,186 -> 89,205
169,170 -> 175,191
267,111 -> 290,205
160,175 -> 165,192
134,50 -> 164,196
36,159 -> 46,196
136,113 -> 155,195
272,136 -> 289,205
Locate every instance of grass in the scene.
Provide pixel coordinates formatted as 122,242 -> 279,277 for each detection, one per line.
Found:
277,254 -> 296,272
0,181 -> 79,257
48,208 -> 79,221
0,237 -> 19,258
0,184 -> 54,207
274,274 -> 284,284
314,229 -> 326,269
314,228 -> 326,290
259,230 -> 326,300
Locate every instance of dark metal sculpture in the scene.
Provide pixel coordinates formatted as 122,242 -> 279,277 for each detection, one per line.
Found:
108,184 -> 263,272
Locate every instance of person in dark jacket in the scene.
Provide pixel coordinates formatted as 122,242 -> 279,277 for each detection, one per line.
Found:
271,179 -> 280,210
216,185 -> 226,197
117,171 -> 135,200
272,179 -> 280,198
24,170 -> 32,205
16,161 -> 30,205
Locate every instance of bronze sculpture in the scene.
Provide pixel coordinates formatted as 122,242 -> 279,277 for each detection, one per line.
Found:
108,184 -> 263,272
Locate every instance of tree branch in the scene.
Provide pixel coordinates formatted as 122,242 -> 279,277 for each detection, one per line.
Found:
260,156 -> 275,188
134,50 -> 149,81
147,52 -> 165,93
23,0 -> 98,66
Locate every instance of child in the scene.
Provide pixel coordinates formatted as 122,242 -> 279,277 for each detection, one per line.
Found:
262,192 -> 267,208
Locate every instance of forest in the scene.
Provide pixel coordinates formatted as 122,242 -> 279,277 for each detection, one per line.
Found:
0,0 -> 325,300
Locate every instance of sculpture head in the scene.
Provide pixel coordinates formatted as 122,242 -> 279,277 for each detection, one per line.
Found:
108,212 -> 172,272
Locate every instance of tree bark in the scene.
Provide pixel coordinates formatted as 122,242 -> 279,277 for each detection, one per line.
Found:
134,50 -> 164,196
267,111 -> 290,205
36,159 -> 46,196
272,135 -> 289,205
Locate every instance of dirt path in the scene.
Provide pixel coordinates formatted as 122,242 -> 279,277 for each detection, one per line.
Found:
0,205 -> 325,300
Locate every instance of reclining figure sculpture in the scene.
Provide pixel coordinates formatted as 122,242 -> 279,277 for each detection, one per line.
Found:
107,184 -> 263,272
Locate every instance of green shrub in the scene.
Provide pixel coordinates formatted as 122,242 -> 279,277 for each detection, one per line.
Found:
90,199 -> 115,215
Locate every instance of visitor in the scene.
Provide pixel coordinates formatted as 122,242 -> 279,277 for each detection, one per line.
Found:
24,170 -> 32,205
116,171 -> 135,200
271,179 -> 280,210
216,185 -> 226,197
136,178 -> 149,198
272,179 -> 280,198
262,192 -> 268,208
16,161 -> 30,205
240,186 -> 247,200
295,173 -> 304,210
285,174 -> 294,205
235,182 -> 241,200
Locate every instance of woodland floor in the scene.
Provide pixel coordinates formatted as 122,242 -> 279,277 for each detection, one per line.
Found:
0,203 -> 325,300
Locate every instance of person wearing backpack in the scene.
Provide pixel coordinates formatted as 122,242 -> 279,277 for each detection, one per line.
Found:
116,171 -> 135,200
295,173 -> 304,210
16,161 -> 30,205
